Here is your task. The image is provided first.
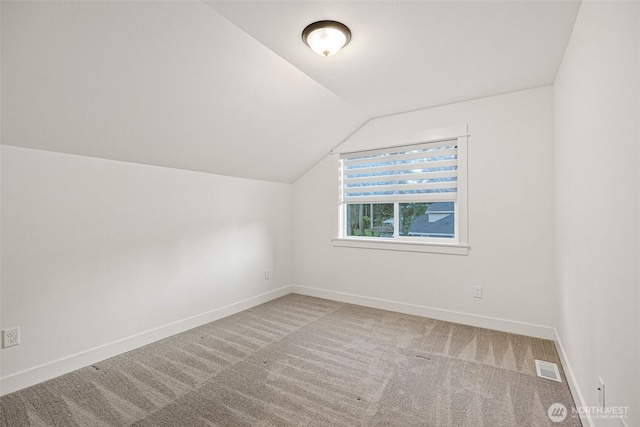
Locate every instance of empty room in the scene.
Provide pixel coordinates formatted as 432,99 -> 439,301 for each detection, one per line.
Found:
1,1 -> 638,426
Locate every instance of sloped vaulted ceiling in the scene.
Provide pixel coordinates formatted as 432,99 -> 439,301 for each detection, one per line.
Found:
208,1 -> 581,119
1,1 -> 580,183
1,1 -> 365,183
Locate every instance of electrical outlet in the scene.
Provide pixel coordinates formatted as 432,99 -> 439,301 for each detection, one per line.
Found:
265,269 -> 272,280
597,377 -> 605,408
473,285 -> 482,299
2,327 -> 20,348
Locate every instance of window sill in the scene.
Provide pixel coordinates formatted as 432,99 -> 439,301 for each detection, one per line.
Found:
331,238 -> 469,255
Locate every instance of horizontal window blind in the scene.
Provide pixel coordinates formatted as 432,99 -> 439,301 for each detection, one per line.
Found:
341,139 -> 458,203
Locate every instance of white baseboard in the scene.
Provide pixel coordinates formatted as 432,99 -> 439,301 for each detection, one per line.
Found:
553,329 -> 594,427
291,285 -> 556,340
0,285 -> 293,396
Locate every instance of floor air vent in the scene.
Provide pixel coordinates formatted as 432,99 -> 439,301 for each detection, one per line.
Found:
535,359 -> 562,382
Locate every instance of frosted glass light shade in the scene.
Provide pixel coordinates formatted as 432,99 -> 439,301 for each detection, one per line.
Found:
302,21 -> 351,57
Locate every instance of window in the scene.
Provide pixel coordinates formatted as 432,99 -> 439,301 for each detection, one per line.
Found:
335,132 -> 468,255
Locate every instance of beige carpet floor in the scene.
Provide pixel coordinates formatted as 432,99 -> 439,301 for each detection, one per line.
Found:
0,294 -> 581,426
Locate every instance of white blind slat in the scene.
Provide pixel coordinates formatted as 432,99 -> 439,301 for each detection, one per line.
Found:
343,192 -> 456,204
345,181 -> 458,194
343,169 -> 458,185
344,159 -> 458,175
344,147 -> 457,167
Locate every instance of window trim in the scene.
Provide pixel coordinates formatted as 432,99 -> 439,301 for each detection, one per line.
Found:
333,127 -> 469,255
331,237 -> 469,255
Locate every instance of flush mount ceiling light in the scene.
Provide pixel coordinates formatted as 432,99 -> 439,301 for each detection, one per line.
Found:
302,20 -> 351,57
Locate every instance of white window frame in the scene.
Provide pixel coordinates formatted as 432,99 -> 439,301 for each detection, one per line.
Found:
332,127 -> 469,255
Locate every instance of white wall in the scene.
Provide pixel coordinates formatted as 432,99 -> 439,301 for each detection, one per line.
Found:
554,2 -> 640,425
0,146 -> 293,394
293,87 -> 556,336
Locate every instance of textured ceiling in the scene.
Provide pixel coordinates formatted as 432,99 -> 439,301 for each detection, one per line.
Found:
1,1 -> 580,183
